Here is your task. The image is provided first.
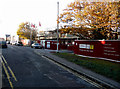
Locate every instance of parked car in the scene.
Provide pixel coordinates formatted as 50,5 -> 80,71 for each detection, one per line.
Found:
11,42 -> 17,45
6,41 -> 10,44
31,43 -> 43,49
16,42 -> 23,46
0,41 -> 7,48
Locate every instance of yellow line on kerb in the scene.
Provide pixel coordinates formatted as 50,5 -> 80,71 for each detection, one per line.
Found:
1,59 -> 13,89
2,55 -> 7,64
1,55 -> 18,89
7,66 -> 17,81
42,56 -> 104,89
2,55 -> 17,81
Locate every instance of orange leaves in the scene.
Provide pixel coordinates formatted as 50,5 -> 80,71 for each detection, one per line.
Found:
60,1 -> 86,26
82,2 -> 119,29
60,1 -> 119,39
17,22 -> 37,40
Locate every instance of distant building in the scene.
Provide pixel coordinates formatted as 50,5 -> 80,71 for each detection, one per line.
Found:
37,29 -> 79,40
0,38 -> 5,41
11,36 -> 17,43
6,34 -> 11,41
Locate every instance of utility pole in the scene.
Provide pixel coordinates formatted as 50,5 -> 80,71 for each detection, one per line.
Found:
57,2 -> 59,53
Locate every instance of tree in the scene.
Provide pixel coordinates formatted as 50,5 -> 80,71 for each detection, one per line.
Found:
17,22 -> 37,40
81,1 -> 120,39
59,27 -> 95,39
59,0 -> 120,39
82,2 -> 119,30
59,1 -> 92,39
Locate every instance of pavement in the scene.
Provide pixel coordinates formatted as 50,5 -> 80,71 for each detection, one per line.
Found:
34,49 -> 120,89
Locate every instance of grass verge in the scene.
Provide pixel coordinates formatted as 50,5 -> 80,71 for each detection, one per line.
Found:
53,53 -> 120,83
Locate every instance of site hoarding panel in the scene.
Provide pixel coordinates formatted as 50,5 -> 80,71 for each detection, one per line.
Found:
74,40 -> 120,61
45,41 -> 62,50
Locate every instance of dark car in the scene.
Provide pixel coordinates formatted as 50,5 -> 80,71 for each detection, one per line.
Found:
16,42 -> 23,46
0,41 -> 7,48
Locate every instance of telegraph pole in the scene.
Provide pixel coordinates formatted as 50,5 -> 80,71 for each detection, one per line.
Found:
57,2 -> 59,53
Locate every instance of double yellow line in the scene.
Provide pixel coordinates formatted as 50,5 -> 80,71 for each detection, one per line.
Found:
0,55 -> 17,89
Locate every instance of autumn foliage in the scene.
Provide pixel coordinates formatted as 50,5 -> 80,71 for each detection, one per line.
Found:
59,0 -> 120,39
17,22 -> 37,40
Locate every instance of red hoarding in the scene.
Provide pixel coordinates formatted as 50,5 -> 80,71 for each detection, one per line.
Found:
45,40 -> 68,50
45,41 -> 60,50
74,40 -> 120,61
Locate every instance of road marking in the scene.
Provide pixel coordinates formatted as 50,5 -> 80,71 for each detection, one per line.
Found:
1,59 -> 13,89
7,66 -> 17,81
2,55 -> 7,64
2,55 -> 17,81
1,55 -> 18,89
41,55 -> 105,89
74,72 -> 103,88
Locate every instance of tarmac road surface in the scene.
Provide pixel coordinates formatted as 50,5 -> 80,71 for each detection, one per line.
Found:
1,45 -> 99,89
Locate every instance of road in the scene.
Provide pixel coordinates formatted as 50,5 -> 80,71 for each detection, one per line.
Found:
1,45 -> 99,89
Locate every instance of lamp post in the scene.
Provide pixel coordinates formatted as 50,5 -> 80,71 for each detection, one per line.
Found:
57,2 -> 59,53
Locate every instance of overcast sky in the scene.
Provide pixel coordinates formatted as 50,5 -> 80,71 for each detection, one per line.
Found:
0,0 -> 74,38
